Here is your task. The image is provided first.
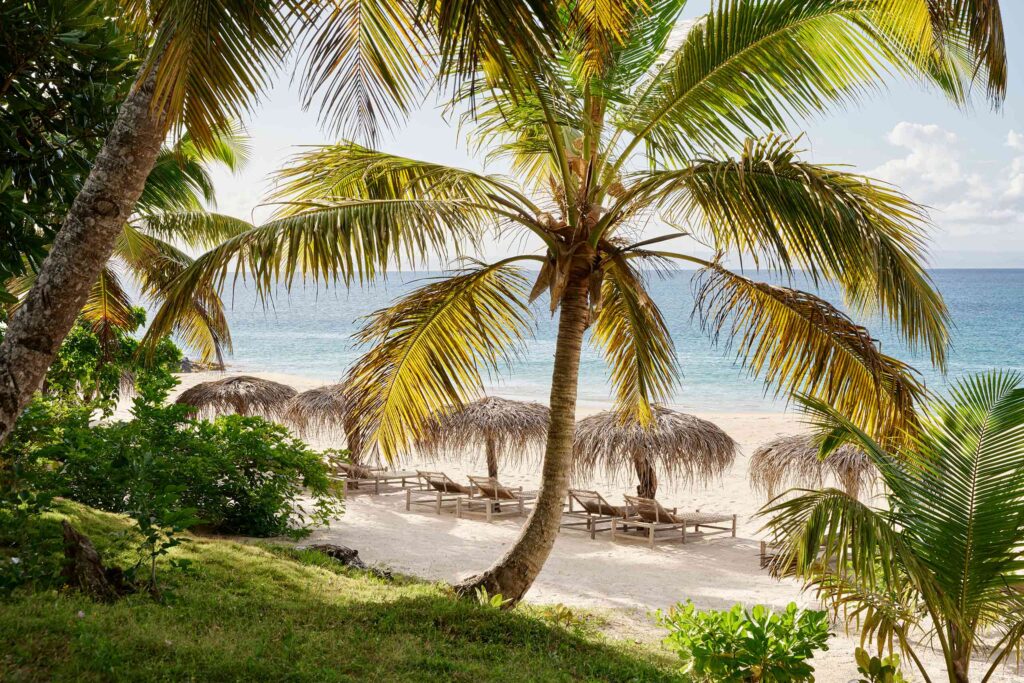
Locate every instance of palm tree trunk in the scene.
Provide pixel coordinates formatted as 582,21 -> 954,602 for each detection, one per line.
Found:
0,67 -> 167,446
485,436 -> 499,479
456,276 -> 590,603
633,453 -> 658,498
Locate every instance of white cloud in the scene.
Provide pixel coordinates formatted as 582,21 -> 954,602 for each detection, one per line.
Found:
1007,130 -> 1024,151
872,122 -> 962,195
872,123 -> 1024,242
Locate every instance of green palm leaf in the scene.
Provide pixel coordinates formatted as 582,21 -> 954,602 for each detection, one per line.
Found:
626,136 -> 949,367
613,0 -> 988,164
296,0 -> 428,141
763,374 -> 1024,680
142,197 -> 491,356
117,225 -> 232,365
81,265 -> 136,344
272,143 -> 537,213
694,265 -> 925,438
344,261 -> 534,461
118,0 -> 292,150
591,257 -> 678,425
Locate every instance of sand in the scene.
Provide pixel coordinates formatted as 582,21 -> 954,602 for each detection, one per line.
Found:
154,370 -> 1020,682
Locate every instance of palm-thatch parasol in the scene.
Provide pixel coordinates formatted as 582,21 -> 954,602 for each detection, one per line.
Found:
175,375 -> 297,420
573,406 -> 736,498
750,434 -> 875,499
417,396 -> 550,478
283,383 -> 349,438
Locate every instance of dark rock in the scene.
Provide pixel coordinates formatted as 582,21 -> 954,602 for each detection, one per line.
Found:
305,543 -> 393,580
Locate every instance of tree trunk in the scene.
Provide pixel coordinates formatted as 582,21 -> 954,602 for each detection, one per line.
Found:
633,453 -> 658,498
485,435 -> 499,479
0,67 -> 167,446
456,276 -> 590,604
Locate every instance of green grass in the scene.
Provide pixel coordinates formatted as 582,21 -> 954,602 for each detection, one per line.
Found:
0,502 -> 681,682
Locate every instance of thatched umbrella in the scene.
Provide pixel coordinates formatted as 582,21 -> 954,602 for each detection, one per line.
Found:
284,383 -> 349,438
417,396 -> 550,478
175,375 -> 297,420
750,434 -> 875,499
573,406 -> 736,498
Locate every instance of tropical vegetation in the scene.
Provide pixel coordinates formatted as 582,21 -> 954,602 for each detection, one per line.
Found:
0,501 -> 680,681
658,601 -> 831,682
146,0 -> 1006,603
762,371 -> 1024,683
0,0 -> 566,446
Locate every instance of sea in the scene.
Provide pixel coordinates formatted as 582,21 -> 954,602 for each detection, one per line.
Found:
203,269 -> 1024,413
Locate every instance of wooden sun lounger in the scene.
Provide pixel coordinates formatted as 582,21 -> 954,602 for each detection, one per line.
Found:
457,476 -> 537,521
336,462 -> 419,495
405,471 -> 475,514
615,495 -> 736,547
561,489 -> 635,539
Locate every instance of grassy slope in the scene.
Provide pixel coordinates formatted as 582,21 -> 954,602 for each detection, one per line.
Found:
0,503 -> 681,682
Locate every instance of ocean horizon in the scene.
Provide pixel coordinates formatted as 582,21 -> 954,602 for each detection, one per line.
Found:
191,268 -> 1024,414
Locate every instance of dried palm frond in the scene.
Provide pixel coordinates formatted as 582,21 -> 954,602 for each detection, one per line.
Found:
573,406 -> 736,493
175,375 -> 296,420
750,433 -> 875,500
417,396 -> 549,476
284,383 -> 349,438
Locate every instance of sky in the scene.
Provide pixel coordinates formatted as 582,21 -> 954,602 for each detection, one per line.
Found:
205,3 -> 1024,269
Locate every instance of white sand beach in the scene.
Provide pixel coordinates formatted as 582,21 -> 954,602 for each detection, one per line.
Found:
158,371 -> 1020,682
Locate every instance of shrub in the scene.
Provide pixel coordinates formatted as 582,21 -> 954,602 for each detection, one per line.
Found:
12,378 -> 342,540
658,601 -> 831,682
854,648 -> 907,683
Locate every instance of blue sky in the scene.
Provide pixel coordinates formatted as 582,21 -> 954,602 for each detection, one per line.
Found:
207,4 -> 1024,269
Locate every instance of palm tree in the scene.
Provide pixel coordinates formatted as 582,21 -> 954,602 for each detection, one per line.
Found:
761,371 -> 1024,683
0,0 -> 562,446
5,129 -> 253,365
145,0 -> 1006,603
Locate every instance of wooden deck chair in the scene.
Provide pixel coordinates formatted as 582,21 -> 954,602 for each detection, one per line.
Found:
561,489 -> 634,539
616,495 -> 736,547
405,471 -> 475,514
337,462 -> 419,495
458,476 -> 537,521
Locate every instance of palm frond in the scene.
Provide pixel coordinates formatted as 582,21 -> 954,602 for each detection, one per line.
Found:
694,265 -> 925,439
613,0 -> 987,163
133,211 -> 255,251
272,142 -> 535,213
137,126 -> 250,214
630,136 -> 949,367
81,265 -> 136,344
595,0 -> 689,95
295,0 -> 428,142
118,225 -> 231,365
119,0 -> 293,150
344,261 -> 533,461
590,257 -> 678,425
901,372 -> 1024,630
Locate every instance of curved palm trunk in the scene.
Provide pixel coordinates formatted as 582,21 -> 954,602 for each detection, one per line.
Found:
0,68 -> 167,446
457,276 -> 589,603
485,435 -> 499,479
632,453 -> 658,498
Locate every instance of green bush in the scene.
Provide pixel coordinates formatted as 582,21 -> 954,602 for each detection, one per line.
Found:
57,380 -> 342,538
658,601 -> 831,682
854,648 -> 907,683
5,377 -> 342,541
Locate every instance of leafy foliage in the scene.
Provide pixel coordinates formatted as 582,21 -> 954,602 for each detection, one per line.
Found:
56,381 -> 341,538
854,647 -> 907,683
658,601 -> 831,682
0,0 -> 137,285
761,370 -> 1024,682
3,375 -> 342,546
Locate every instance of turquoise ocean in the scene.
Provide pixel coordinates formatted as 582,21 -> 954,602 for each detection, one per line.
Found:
206,269 -> 1024,413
